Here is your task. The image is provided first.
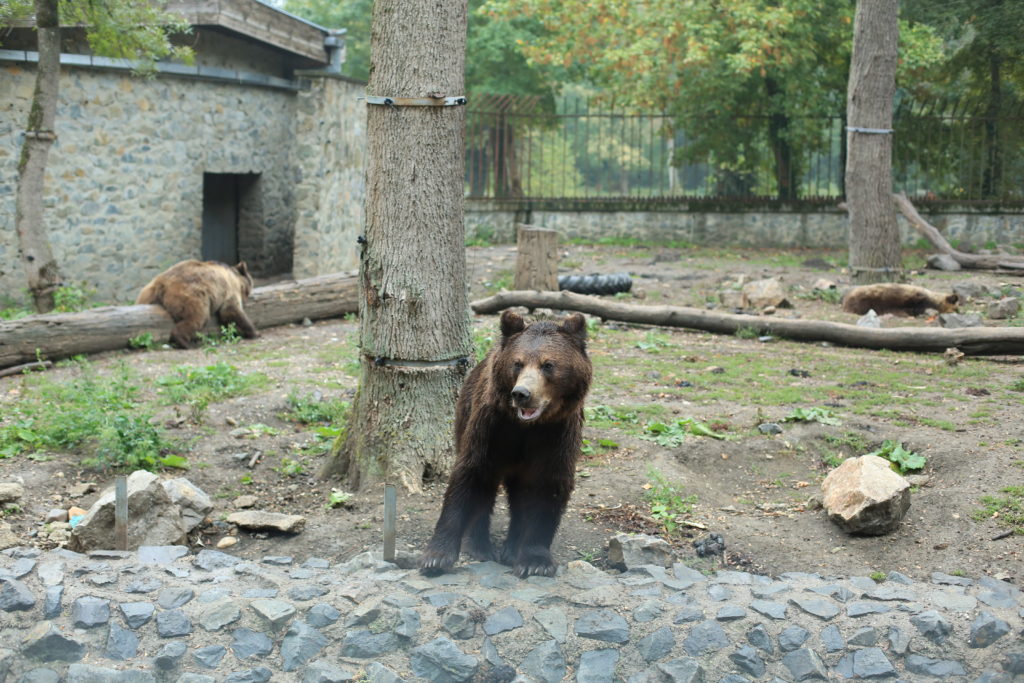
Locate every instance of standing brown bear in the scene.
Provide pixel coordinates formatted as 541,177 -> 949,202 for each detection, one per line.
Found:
420,310 -> 592,578
136,260 -> 259,349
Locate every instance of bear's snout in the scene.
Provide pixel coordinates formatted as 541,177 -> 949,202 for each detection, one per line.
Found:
511,386 -> 532,405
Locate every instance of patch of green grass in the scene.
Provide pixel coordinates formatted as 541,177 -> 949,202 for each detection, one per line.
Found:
645,468 -> 698,535
1010,378 -> 1024,392
635,331 -> 671,352
824,431 -> 870,454
798,287 -> 842,305
482,269 -> 514,294
53,282 -> 100,313
326,488 -> 354,509
283,392 -> 350,425
128,332 -> 156,350
869,571 -> 887,582
155,361 -> 267,419
275,457 -> 306,477
919,417 -> 956,432
581,437 -> 619,455
734,326 -> 760,340
472,325 -> 495,362
972,486 -> 1024,534
0,360 -> 181,470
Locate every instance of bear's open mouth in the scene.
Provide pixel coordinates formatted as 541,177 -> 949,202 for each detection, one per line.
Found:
517,406 -> 543,421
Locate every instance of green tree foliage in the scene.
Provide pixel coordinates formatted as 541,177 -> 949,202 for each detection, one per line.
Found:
483,0 -> 943,198
283,0 -> 563,96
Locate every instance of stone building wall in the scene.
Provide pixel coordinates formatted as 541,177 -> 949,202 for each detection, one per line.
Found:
292,73 -> 367,279
1,63 -> 299,305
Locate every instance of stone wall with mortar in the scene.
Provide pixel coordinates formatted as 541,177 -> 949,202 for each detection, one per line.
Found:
465,201 -> 1024,249
0,63 -> 303,305
292,73 -> 367,279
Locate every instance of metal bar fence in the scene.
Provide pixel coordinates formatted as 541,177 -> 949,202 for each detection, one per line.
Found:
466,95 -> 1024,204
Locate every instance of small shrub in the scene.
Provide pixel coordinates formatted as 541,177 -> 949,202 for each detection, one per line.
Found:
197,323 -> 241,350
326,488 -> 354,509
646,468 -> 698,535
865,439 -> 926,474
53,283 -> 98,313
128,332 -> 156,350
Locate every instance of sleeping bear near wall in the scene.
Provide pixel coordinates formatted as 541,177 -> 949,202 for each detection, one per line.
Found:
420,310 -> 593,578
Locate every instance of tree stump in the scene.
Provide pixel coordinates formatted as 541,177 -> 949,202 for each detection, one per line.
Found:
514,225 -> 559,291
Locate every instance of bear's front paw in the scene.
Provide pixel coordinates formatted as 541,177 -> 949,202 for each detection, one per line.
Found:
418,547 -> 458,576
513,549 -> 556,578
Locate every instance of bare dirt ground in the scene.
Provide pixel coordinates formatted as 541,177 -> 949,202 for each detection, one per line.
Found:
2,243 -> 1023,584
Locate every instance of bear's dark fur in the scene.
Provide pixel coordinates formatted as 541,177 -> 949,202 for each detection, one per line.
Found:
420,310 -> 593,578
841,283 -> 959,317
136,260 -> 258,349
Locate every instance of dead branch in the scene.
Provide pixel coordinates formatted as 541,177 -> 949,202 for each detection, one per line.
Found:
471,289 -> 1024,356
892,192 -> 1024,271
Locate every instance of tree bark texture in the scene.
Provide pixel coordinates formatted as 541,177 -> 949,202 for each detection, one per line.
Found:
0,272 -> 359,369
845,0 -> 901,285
321,0 -> 471,492
514,225 -> 559,291
15,0 -> 63,312
470,290 -> 1024,356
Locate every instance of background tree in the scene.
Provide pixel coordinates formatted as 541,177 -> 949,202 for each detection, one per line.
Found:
6,0 -> 190,311
318,0 -> 472,491
845,0 -> 900,284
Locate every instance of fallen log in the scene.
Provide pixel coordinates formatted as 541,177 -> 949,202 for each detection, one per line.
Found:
892,192 -> 1024,271
471,290 -> 1024,356
0,272 -> 359,369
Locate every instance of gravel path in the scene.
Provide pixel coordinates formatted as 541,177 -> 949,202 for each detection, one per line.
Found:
1,545 -> 1021,682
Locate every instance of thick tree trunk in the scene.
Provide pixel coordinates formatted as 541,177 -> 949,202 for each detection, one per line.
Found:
470,290 -> 1024,356
320,0 -> 470,492
766,78 -> 796,201
845,0 -> 901,285
981,50 -> 1002,199
0,272 -> 359,369
15,0 -> 63,312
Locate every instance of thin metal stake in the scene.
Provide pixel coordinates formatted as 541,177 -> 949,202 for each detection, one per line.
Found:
114,475 -> 128,551
383,485 -> 396,563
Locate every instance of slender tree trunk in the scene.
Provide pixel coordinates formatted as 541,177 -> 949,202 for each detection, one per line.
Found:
15,0 -> 63,312
845,0 -> 900,285
319,0 -> 470,492
981,50 -> 1002,199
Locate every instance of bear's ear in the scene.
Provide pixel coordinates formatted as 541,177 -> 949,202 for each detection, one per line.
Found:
500,310 -> 525,339
234,262 -> 250,277
946,293 -> 959,305
560,313 -> 587,342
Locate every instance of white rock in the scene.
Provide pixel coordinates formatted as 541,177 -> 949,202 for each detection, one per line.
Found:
822,455 -> 910,535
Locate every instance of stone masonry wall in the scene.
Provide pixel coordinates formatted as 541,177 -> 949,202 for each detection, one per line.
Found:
465,202 -> 1024,249
1,63 -> 298,306
292,74 -> 366,279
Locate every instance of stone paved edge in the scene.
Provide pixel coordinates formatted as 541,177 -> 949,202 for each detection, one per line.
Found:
1,545 -> 1022,682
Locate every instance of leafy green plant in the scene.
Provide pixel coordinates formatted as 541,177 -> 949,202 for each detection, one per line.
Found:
197,323 -> 242,350
635,331 -> 670,352
783,407 -> 841,426
585,404 -> 640,427
53,283 -> 98,313
326,488 -> 354,509
866,439 -> 926,474
645,468 -> 698,534
245,423 -> 281,437
581,437 -> 619,455
734,326 -> 759,340
869,571 -> 887,582
640,417 -> 727,447
128,332 -> 156,350
276,457 -> 305,477
798,287 -> 842,305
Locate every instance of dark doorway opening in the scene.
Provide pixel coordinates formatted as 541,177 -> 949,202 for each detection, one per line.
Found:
202,173 -> 261,265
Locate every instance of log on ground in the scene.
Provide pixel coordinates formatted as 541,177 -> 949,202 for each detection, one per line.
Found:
471,289 -> 1024,356
0,272 -> 359,369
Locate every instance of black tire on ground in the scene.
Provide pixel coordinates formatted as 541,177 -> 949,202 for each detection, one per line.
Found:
557,272 -> 633,296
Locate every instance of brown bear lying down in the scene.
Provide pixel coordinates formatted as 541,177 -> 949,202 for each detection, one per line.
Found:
420,310 -> 593,578
841,283 -> 958,317
136,260 -> 259,349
